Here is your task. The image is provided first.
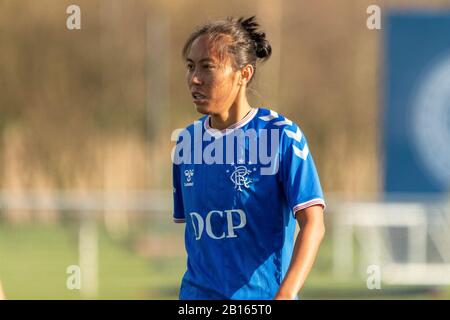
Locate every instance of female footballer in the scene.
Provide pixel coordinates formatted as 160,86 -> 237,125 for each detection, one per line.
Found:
172,16 -> 325,300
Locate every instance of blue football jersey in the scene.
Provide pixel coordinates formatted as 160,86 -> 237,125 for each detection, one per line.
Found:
172,107 -> 325,300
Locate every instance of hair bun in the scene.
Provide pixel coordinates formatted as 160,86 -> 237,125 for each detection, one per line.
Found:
238,16 -> 272,60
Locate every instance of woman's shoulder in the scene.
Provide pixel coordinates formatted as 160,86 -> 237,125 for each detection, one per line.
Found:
256,107 -> 301,131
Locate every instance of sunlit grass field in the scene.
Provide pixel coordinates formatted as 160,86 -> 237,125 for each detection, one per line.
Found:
0,222 -> 449,300
0,222 -> 185,299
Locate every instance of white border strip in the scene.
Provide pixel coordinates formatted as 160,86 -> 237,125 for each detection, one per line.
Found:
204,108 -> 258,137
173,217 -> 186,223
293,198 -> 326,214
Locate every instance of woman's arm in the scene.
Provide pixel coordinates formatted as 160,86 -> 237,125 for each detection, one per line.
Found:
274,205 -> 325,300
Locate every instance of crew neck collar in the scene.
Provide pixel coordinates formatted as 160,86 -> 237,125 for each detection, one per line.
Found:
204,108 -> 258,138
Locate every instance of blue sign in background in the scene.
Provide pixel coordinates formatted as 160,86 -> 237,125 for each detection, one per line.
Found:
384,12 -> 450,194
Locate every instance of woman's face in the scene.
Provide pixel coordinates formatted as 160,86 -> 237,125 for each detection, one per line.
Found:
186,35 -> 241,115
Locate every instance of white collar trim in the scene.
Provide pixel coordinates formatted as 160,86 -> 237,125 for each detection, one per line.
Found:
204,108 -> 258,137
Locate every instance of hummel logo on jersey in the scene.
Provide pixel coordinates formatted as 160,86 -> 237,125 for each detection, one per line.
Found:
184,169 -> 194,187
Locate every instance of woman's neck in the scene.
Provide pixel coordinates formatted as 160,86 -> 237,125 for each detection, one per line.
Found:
209,100 -> 252,131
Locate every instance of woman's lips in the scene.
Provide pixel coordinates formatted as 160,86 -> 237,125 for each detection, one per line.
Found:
193,97 -> 208,104
192,92 -> 208,104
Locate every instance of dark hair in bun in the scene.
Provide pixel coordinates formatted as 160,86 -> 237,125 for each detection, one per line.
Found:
238,16 -> 272,60
182,16 -> 272,84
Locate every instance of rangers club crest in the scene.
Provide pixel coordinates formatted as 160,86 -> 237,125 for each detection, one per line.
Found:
228,165 -> 253,191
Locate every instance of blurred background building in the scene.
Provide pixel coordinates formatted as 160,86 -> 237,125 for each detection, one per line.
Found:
0,0 -> 450,299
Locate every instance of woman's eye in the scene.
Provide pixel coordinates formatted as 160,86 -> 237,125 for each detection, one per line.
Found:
186,64 -> 194,71
204,65 -> 215,70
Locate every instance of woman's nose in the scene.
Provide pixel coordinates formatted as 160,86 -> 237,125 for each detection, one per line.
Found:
190,71 -> 203,85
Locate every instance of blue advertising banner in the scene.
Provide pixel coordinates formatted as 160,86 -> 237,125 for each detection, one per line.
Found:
384,12 -> 450,194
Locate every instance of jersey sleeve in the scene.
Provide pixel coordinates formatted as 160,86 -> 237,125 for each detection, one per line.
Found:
279,124 -> 325,218
172,162 -> 186,223
172,131 -> 186,223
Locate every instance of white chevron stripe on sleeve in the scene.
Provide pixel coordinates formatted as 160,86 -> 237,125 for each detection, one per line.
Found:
273,118 -> 293,126
259,110 -> 279,121
284,127 -> 302,143
292,144 -> 309,160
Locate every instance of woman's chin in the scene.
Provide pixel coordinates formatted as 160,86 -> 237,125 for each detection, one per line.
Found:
194,103 -> 212,115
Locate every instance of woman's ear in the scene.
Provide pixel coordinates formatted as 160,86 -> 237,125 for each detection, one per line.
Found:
240,64 -> 254,85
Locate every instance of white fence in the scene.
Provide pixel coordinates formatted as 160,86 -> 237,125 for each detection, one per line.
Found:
0,190 -> 173,298
332,198 -> 450,285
